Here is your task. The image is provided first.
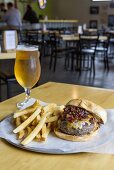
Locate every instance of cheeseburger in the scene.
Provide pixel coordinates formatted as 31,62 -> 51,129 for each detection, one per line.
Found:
54,99 -> 107,141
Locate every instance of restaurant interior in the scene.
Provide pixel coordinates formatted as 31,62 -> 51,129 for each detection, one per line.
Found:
1,0 -> 114,101
1,1 -> 114,169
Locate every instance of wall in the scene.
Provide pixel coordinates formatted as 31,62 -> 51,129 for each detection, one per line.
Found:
17,0 -> 53,19
31,0 -> 53,19
52,0 -> 114,28
0,0 -> 53,19
1,0 -> 114,28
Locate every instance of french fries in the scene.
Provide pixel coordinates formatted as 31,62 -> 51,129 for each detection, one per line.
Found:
46,115 -> 59,123
13,100 -> 40,118
13,107 -> 42,133
42,124 -> 51,141
15,117 -> 25,139
21,114 -> 47,145
13,102 -> 64,145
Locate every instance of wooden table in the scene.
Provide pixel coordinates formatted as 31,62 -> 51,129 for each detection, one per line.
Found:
85,28 -> 98,32
108,30 -> 114,34
60,34 -> 108,41
60,34 -> 79,41
0,52 -> 16,60
1,82 -> 114,170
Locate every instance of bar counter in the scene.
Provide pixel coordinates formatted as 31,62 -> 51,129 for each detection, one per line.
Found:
39,19 -> 78,23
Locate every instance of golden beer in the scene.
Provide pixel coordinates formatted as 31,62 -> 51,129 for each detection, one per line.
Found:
15,49 -> 41,89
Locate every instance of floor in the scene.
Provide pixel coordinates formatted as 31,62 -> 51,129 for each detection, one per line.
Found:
0,53 -> 114,102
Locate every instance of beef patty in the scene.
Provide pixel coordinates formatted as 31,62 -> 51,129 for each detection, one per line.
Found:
58,105 -> 100,136
58,120 -> 98,136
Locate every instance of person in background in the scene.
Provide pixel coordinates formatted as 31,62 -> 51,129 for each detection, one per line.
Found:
39,14 -> 44,20
23,5 -> 38,24
2,2 -> 22,30
0,3 -> 7,20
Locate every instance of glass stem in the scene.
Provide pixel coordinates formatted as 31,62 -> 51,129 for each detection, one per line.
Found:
25,88 -> 31,101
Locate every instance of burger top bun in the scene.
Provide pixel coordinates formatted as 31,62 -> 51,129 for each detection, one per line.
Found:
67,98 -> 107,124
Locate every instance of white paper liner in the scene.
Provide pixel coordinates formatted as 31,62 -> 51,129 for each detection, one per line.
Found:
1,101 -> 114,154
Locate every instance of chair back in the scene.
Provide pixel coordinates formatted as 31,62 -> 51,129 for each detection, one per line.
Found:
49,32 -> 61,51
79,35 -> 98,53
83,28 -> 98,36
98,34 -> 110,51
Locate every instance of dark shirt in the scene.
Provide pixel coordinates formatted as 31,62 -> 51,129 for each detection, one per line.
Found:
23,9 -> 38,24
1,9 -> 7,13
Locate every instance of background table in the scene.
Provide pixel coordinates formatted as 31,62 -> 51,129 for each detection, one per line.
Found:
1,82 -> 114,170
60,34 -> 108,41
0,52 -> 16,60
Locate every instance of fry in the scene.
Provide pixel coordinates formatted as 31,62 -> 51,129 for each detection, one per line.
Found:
21,114 -> 46,145
31,119 -> 37,126
36,115 -> 41,121
42,123 -> 46,136
42,125 -> 51,141
13,107 -> 41,133
53,105 -> 64,115
26,127 -> 32,135
15,117 -> 25,139
18,131 -> 25,139
32,100 -> 40,108
31,126 -> 35,130
46,115 -> 59,123
43,103 -> 57,114
47,122 -> 51,128
21,115 -> 28,121
32,115 -> 41,125
15,117 -> 21,126
35,133 -> 43,142
44,128 -> 50,140
13,100 -> 40,118
14,107 -> 37,118
36,133 -> 41,139
59,105 -> 65,111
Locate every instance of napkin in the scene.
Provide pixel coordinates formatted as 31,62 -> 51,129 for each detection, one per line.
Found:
19,98 -> 36,110
84,109 -> 114,154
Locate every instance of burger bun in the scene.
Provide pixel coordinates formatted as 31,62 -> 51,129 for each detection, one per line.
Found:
54,128 -> 98,142
67,99 -> 107,124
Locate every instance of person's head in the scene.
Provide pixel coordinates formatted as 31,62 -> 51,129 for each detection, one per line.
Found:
0,2 -> 5,10
39,14 -> 44,20
7,2 -> 13,10
27,5 -> 32,11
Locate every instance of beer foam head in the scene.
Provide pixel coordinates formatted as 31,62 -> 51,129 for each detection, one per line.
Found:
16,45 -> 38,51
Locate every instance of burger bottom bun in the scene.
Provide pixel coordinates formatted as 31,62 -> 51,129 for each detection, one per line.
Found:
54,128 -> 98,142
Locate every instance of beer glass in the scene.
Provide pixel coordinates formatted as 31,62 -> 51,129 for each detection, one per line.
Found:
14,45 -> 41,108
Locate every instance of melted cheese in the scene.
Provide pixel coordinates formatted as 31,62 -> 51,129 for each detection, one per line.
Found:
68,119 -> 91,130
